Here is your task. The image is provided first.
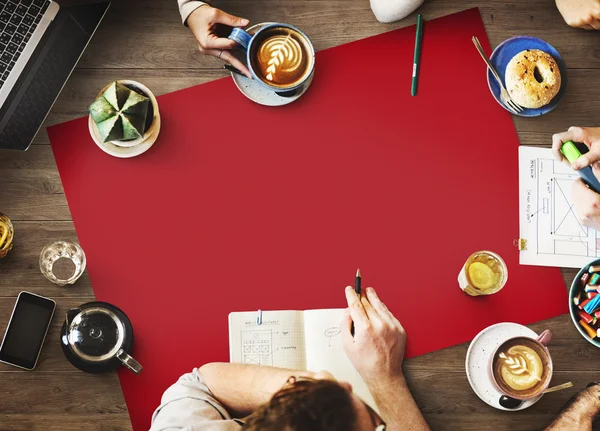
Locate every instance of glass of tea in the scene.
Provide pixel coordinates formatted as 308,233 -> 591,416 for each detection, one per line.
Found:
458,251 -> 507,296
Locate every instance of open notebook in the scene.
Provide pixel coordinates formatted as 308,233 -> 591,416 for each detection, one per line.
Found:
228,308 -> 377,410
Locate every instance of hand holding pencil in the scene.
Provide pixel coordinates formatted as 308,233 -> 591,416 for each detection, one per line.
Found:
341,285 -> 407,384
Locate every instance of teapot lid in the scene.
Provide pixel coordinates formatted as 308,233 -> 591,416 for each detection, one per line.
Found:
67,306 -> 125,362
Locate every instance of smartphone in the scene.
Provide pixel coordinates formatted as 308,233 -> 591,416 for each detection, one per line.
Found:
0,292 -> 56,370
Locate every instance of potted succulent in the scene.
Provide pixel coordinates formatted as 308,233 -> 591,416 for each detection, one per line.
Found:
88,80 -> 160,157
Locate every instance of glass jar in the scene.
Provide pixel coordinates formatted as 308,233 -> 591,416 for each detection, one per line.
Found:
0,212 -> 14,258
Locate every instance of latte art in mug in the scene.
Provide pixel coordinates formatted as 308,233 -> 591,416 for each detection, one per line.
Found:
251,28 -> 312,88
492,336 -> 551,398
497,346 -> 543,391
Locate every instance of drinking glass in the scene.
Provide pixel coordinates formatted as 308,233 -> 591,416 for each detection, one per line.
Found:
39,240 -> 86,286
458,250 -> 508,296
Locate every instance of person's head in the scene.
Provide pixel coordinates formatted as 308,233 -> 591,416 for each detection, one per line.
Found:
242,373 -> 386,431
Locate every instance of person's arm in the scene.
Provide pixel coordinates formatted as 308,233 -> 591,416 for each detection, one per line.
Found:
545,383 -> 600,430
178,0 -> 208,25
552,127 -> 600,229
177,1 -> 252,77
199,363 -> 316,417
342,287 -> 430,431
555,0 -> 600,30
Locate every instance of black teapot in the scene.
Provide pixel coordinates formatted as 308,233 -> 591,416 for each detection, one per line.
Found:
61,301 -> 142,374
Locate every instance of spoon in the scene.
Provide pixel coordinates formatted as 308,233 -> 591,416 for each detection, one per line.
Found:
499,382 -> 574,409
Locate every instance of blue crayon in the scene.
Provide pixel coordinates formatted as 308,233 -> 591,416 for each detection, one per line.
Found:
584,294 -> 600,314
591,273 -> 600,286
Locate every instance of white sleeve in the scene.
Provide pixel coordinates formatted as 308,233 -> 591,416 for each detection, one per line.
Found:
150,368 -> 243,431
370,0 -> 424,23
178,0 -> 209,25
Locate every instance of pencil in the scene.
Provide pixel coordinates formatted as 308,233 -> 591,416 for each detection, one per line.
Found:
411,14 -> 424,96
351,269 -> 361,336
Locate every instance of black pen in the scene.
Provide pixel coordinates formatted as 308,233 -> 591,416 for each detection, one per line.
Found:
351,269 -> 361,336
224,64 -> 244,76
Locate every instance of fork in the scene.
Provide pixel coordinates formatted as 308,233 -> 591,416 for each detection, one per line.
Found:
471,36 -> 523,114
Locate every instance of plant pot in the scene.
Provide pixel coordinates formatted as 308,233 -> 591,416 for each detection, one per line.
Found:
88,80 -> 161,158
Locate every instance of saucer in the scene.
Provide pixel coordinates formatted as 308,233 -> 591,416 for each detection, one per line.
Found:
88,112 -> 160,159
465,322 -> 543,411
487,36 -> 567,117
230,23 -> 314,107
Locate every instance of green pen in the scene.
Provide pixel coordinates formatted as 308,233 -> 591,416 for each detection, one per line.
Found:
411,14 -> 424,96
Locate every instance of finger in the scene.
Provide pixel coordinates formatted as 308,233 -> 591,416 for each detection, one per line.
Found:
552,131 -> 572,162
364,287 -> 397,326
360,294 -> 381,324
590,19 -> 600,30
567,126 -> 589,143
573,177 -> 600,202
573,149 -> 600,170
345,286 -> 369,328
341,308 -> 355,347
218,50 -> 252,78
572,179 -> 599,225
203,35 -> 238,50
204,48 -> 252,78
213,9 -> 249,28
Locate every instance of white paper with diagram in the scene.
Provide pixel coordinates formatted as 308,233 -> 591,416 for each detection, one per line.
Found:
519,146 -> 600,268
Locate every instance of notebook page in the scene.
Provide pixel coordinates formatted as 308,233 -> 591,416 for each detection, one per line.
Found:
519,146 -> 600,268
229,310 -> 307,370
303,308 -> 377,411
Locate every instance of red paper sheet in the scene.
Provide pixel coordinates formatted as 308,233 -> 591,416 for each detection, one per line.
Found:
48,8 -> 567,430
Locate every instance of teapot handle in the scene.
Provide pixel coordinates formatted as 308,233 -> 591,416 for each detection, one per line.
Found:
116,349 -> 143,374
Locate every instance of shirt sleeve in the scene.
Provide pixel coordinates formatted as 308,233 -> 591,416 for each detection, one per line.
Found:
178,0 -> 209,25
150,368 -> 244,431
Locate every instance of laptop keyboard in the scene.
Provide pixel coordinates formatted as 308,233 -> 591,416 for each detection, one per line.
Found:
0,0 -> 50,88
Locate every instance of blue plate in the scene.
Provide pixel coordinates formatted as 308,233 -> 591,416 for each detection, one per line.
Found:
487,36 -> 568,117
569,258 -> 600,349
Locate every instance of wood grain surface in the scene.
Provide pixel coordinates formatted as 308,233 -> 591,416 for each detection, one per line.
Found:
1,0 -> 599,429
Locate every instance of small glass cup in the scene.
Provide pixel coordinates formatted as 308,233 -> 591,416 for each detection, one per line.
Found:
458,250 -> 508,296
39,240 -> 86,286
0,212 -> 14,258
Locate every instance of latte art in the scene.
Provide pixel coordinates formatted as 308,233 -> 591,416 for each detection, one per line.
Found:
259,35 -> 303,82
498,346 -> 543,391
251,28 -> 312,88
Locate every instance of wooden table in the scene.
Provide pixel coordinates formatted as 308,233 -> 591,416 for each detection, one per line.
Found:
1,0 -> 599,429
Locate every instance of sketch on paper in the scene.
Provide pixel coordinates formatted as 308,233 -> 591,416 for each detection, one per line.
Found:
519,147 -> 600,268
241,330 -> 273,366
324,326 -> 341,347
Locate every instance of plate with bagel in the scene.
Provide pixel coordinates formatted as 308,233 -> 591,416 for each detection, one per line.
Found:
487,36 -> 567,117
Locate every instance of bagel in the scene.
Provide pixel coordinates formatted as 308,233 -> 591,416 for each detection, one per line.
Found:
505,49 -> 561,109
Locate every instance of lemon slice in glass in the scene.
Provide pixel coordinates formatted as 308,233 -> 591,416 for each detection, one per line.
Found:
468,262 -> 496,290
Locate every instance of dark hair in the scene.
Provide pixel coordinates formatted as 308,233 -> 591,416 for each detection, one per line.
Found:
242,378 -> 357,431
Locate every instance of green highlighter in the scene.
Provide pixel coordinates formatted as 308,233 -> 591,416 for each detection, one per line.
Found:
561,140 -> 600,194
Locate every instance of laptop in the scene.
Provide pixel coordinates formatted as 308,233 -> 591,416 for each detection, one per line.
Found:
0,0 -> 110,151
